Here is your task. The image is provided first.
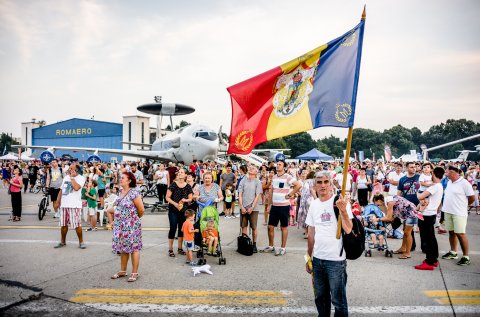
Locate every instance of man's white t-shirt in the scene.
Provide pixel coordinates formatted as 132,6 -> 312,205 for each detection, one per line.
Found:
443,178 -> 474,217
422,183 -> 443,216
387,171 -> 405,196
306,196 -> 353,261
60,174 -> 86,209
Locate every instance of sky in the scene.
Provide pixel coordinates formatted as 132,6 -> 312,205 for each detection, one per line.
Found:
1,0 -> 479,143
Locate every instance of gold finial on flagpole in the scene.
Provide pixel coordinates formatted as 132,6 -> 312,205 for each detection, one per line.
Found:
361,5 -> 366,20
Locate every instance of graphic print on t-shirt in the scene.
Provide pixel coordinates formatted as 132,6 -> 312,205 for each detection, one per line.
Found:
320,210 -> 332,225
62,181 -> 73,196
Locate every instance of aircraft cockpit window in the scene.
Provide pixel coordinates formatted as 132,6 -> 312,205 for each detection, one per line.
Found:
195,131 -> 218,141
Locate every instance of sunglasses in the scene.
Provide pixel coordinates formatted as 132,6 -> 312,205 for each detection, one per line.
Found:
316,180 -> 330,185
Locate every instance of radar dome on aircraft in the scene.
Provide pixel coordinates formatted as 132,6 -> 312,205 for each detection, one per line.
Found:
137,103 -> 195,116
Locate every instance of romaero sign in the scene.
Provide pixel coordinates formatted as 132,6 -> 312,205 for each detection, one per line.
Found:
55,128 -> 92,136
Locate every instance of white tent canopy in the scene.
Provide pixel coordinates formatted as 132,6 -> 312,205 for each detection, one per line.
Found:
0,153 -> 19,160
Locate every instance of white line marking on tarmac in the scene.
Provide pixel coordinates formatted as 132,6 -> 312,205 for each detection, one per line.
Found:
1,239 -> 480,255
76,304 -> 480,314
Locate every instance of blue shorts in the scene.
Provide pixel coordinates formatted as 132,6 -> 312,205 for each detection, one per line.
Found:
405,217 -> 418,227
183,240 -> 195,251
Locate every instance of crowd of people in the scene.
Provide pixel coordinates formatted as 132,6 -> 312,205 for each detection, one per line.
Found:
2,156 -> 479,316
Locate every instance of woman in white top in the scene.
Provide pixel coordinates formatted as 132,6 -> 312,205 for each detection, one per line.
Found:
355,168 -> 370,207
154,163 -> 169,204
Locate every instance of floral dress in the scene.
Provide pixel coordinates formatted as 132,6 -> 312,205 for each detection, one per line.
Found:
112,189 -> 142,254
389,195 -> 418,220
297,179 -> 314,228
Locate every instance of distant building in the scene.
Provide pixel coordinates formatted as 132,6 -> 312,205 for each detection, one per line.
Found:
21,116 -> 152,162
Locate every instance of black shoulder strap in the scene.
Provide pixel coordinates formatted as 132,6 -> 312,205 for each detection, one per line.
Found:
333,194 -> 340,221
332,194 -> 344,257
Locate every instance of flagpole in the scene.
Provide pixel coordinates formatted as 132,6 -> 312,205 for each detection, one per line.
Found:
336,5 -> 366,239
336,127 -> 353,239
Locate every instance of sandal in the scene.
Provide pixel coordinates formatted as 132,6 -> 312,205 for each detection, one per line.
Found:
178,248 -> 186,255
111,271 -> 127,279
393,249 -> 405,254
128,273 -> 139,282
168,250 -> 175,257
398,255 -> 411,259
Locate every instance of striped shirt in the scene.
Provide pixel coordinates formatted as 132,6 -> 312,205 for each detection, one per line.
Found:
272,173 -> 295,207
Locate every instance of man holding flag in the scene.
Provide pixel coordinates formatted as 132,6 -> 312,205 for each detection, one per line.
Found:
227,6 -> 366,316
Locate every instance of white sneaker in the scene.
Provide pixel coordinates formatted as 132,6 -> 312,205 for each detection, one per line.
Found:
275,248 -> 286,256
261,246 -> 275,253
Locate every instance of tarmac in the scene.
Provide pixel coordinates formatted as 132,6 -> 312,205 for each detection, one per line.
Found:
0,188 -> 479,316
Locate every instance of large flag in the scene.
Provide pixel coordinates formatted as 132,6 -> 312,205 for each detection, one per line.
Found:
227,18 -> 365,154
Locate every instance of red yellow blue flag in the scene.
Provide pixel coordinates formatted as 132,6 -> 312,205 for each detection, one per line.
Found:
227,18 -> 365,154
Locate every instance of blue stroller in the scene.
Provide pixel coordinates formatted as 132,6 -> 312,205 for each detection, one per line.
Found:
363,204 -> 393,257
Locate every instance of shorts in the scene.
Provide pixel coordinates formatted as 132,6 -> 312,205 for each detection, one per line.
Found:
225,201 -> 232,209
240,210 -> 259,230
404,216 -> 418,227
444,213 -> 467,234
59,208 -> 82,229
98,189 -> 106,198
268,205 -> 290,228
183,240 -> 195,251
49,188 -> 61,202
88,207 -> 97,216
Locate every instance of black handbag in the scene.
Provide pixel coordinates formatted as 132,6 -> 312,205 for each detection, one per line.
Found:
237,233 -> 254,256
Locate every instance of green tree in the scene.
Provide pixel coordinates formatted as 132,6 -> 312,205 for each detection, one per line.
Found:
0,133 -> 20,154
284,132 -> 318,158
317,135 -> 346,158
166,120 -> 190,131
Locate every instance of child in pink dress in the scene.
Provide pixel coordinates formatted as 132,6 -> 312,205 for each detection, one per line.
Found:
289,195 -> 297,226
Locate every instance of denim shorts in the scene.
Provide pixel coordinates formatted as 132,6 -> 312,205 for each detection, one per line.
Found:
183,240 -> 195,251
405,216 -> 418,227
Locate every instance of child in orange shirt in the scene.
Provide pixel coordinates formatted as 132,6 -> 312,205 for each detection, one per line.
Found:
181,209 -> 199,265
202,220 -> 219,256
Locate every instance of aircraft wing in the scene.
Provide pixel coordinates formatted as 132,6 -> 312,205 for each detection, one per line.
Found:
13,145 -> 176,161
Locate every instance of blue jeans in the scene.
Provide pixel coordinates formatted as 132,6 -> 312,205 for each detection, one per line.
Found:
312,257 -> 348,317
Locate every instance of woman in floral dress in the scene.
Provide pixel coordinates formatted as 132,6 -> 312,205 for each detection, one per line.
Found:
110,171 -> 144,282
297,171 -> 316,236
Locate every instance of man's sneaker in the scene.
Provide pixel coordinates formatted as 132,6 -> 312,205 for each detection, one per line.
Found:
252,245 -> 258,253
457,257 -> 471,266
261,246 -> 275,253
79,243 -> 87,249
54,242 -> 66,248
85,228 -> 93,232
275,248 -> 286,256
441,251 -> 458,260
414,262 -> 435,270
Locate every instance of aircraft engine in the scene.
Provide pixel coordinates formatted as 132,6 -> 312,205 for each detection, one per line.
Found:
39,150 -> 55,164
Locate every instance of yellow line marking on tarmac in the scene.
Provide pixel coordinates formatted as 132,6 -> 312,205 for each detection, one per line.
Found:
71,296 -> 286,306
424,290 -> 480,297
71,289 -> 288,306
435,298 -> 480,305
0,225 -> 168,231
76,289 -> 285,297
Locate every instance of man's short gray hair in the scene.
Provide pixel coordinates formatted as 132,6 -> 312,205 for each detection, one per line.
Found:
315,170 -> 332,181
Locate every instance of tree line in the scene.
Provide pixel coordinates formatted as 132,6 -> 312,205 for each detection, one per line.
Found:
256,119 -> 480,161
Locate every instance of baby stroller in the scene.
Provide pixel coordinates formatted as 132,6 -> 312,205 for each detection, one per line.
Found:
363,204 -> 393,258
194,199 -> 226,265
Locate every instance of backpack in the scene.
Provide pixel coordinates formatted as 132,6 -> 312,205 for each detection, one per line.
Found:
333,195 -> 365,260
237,233 -> 254,256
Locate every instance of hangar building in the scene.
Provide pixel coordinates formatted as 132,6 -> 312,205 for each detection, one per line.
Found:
21,116 -> 150,162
